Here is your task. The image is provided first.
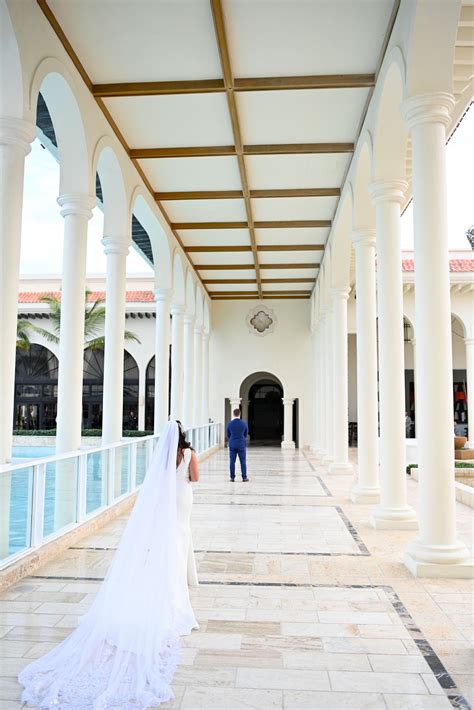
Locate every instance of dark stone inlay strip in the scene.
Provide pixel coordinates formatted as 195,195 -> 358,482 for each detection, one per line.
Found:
316,475 -> 332,497
68,546 -> 366,557
335,505 -> 370,555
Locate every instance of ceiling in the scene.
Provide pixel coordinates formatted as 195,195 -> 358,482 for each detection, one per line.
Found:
40,0 -> 399,300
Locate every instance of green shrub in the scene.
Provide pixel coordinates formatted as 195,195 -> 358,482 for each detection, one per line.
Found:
13,429 -> 154,438
407,462 -> 474,474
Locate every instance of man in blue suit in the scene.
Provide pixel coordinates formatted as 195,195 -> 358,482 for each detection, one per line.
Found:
226,408 -> 249,482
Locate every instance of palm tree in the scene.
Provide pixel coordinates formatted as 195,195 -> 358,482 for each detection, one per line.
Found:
16,318 -> 36,350
30,289 -> 140,349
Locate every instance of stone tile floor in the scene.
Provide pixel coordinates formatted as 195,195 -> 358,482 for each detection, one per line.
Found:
0,446 -> 473,709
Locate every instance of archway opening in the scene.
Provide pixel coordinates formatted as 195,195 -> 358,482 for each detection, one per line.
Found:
239,372 -> 284,446
14,344 -> 58,430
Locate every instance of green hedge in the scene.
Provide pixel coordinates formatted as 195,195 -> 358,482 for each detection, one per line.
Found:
407,462 -> 474,474
13,429 -> 153,438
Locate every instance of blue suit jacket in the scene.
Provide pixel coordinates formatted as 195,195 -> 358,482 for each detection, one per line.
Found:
226,418 -> 248,448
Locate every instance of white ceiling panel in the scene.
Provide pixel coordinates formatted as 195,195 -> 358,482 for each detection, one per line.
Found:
177,229 -> 250,247
259,252 -> 322,265
162,199 -> 247,222
140,156 -> 242,191
199,268 -> 256,280
224,0 -> 393,77
190,252 -> 254,266
261,267 -> 319,279
255,228 -> 329,246
262,283 -> 312,292
207,283 -> 257,293
49,0 -> 222,83
104,94 -> 233,148
245,154 -> 350,189
237,89 -> 370,144
252,196 -> 338,221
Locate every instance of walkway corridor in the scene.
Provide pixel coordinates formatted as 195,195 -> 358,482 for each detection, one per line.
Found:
0,447 -> 472,709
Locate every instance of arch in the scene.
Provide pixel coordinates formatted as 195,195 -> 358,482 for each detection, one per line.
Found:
351,134 -> 375,230
372,49 -> 408,183
92,137 -> 129,241
171,251 -> 186,307
185,270 -> 196,316
130,188 -> 172,289
29,58 -> 91,195
329,188 -> 353,291
0,0 -> 24,118
451,312 -> 467,339
14,344 -> 58,430
239,371 -> 284,445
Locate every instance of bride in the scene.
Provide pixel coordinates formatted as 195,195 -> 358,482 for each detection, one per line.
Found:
19,420 -> 200,709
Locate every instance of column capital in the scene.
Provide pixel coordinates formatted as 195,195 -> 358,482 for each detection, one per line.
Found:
228,396 -> 241,406
401,92 -> 455,131
464,338 -> 474,347
0,117 -> 36,154
194,323 -> 203,336
57,193 -> 95,220
154,288 -> 173,303
202,329 -> 210,341
184,313 -> 195,326
101,236 -> 130,256
331,287 -> 350,302
171,304 -> 186,317
369,179 -> 408,206
350,229 -> 376,249
282,397 -> 295,406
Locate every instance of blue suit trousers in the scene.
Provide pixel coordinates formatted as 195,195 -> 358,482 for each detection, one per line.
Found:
229,445 -> 247,479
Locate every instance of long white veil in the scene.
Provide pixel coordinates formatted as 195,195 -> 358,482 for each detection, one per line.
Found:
19,421 -> 186,709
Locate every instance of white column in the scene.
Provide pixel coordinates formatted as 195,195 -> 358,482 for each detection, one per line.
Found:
322,305 -> 334,463
183,314 -> 195,427
369,181 -> 417,528
56,194 -> 95,454
154,289 -> 171,434
193,324 -> 203,425
465,339 -> 474,448
137,364 -> 146,431
350,230 -> 380,503
401,93 -> 471,576
101,238 -> 129,445
281,397 -> 295,450
0,118 -> 35,464
201,330 -> 210,424
330,289 -> 352,474
310,328 -> 321,453
170,305 -> 185,422
318,313 -> 328,457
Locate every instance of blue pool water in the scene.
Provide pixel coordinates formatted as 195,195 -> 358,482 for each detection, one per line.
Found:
6,444 -> 148,559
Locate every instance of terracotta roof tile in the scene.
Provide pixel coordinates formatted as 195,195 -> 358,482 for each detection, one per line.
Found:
18,290 -> 156,304
402,259 -> 474,273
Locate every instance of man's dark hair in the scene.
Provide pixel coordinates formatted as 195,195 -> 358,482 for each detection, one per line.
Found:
233,408 -> 241,417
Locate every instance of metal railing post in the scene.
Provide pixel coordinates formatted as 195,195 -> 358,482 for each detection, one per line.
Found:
76,454 -> 88,523
30,463 -> 46,548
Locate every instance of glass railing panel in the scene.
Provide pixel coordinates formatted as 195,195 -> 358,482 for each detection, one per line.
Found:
113,446 -> 130,499
136,440 -> 148,486
0,466 -> 34,562
85,450 -> 108,515
43,458 -> 78,537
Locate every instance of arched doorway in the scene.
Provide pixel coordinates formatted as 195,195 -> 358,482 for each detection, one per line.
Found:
239,372 -> 284,446
14,344 -> 59,430
82,349 -> 139,430
144,349 -> 172,431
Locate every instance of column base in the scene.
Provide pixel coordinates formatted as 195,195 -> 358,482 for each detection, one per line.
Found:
404,539 -> 473,578
281,441 -> 296,450
309,444 -> 322,455
350,485 -> 380,504
370,505 -> 418,530
329,462 -> 353,475
322,454 -> 333,464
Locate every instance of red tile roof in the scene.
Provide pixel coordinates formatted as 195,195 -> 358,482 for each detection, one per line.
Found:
402,259 -> 474,273
18,290 -> 156,304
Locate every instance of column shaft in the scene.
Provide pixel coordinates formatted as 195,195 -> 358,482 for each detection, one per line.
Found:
351,232 -> 380,503
201,332 -> 210,424
154,291 -> 171,434
402,94 -> 470,575
102,239 -> 129,445
322,306 -> 334,463
170,306 -> 185,421
370,182 -> 417,528
281,398 -> 295,449
183,315 -> 195,427
56,195 -> 94,454
330,291 -> 352,473
193,325 -> 203,425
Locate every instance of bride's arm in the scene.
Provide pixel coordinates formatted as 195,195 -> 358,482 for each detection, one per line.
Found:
189,451 -> 199,482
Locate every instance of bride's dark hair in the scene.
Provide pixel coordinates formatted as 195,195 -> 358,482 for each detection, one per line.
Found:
176,420 -> 193,451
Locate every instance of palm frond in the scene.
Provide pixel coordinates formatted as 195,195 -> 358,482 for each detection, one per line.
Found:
85,336 -> 106,350
124,330 -> 141,344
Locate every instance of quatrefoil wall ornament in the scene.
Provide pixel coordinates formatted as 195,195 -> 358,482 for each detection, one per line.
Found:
246,305 -> 277,337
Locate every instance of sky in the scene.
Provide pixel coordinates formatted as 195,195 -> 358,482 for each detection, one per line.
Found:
19,105 -> 473,277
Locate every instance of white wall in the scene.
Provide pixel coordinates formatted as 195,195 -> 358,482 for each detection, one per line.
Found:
209,299 -> 312,447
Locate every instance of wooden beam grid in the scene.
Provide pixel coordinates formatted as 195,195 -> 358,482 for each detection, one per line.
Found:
130,143 -> 353,159
173,220 -> 331,230
155,188 -> 341,200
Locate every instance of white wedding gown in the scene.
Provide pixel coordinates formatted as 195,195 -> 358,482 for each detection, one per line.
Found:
19,422 -> 199,709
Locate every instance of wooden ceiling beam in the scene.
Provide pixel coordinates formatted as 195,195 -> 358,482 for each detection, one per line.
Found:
210,0 -> 262,298
173,220 -> 331,229
262,278 -> 315,283
260,263 -> 320,270
195,263 -> 319,270
211,293 -> 311,300
131,143 -> 353,159
154,188 -> 340,200
184,244 -> 324,252
203,278 -> 257,284
91,74 -> 375,97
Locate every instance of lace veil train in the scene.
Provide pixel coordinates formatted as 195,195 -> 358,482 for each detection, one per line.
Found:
19,420 -> 187,709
